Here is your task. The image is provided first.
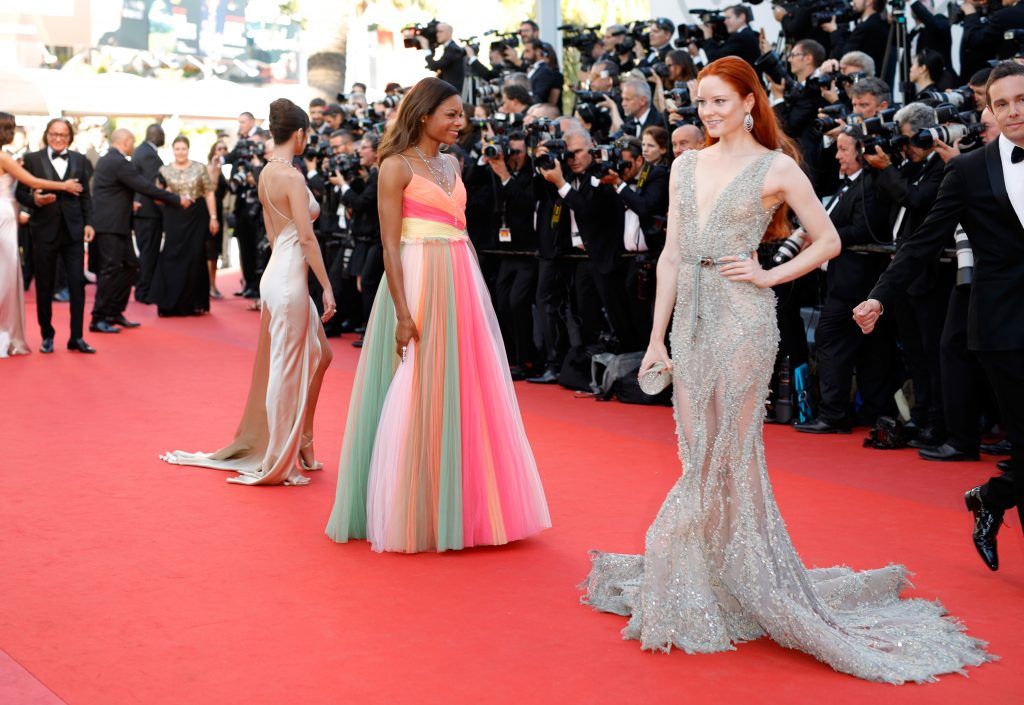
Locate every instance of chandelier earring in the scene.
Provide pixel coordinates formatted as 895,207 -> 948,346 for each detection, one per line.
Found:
743,112 -> 754,132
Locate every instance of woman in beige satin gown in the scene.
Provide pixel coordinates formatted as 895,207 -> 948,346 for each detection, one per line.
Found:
160,99 -> 337,485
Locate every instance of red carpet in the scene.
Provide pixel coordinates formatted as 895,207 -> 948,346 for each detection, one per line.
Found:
1,275 -> 1022,705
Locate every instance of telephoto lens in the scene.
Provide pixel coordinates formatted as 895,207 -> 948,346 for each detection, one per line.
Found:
954,228 -> 974,288
772,229 -> 807,266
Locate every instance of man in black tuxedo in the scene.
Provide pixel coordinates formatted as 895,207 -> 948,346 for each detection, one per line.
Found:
639,17 -> 675,68
701,4 -> 761,69
15,118 -> 95,354
539,129 -> 636,351
611,78 -> 664,140
523,40 -> 561,107
822,0 -> 890,73
909,1 -> 955,82
91,128 -> 188,333
855,63 -> 1024,571
795,132 -> 895,434
130,124 -> 165,303
225,112 -> 263,298
420,22 -> 465,92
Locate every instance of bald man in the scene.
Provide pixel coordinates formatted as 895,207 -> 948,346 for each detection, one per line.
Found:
90,128 -> 188,335
671,124 -> 704,157
421,22 -> 465,91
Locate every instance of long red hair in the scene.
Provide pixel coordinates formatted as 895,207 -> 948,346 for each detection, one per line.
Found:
697,57 -> 798,242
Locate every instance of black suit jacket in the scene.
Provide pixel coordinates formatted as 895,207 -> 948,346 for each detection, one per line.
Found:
561,172 -> 625,274
875,153 -> 946,295
870,139 -> 1024,351
528,62 -> 561,105
962,4 -> 1024,77
910,3 -> 954,80
341,169 -> 380,243
426,41 -> 466,91
704,26 -> 760,68
830,14 -> 889,72
131,141 -> 165,219
91,149 -> 181,235
534,175 -> 572,260
15,149 -> 93,245
826,171 -> 891,303
618,163 -> 669,255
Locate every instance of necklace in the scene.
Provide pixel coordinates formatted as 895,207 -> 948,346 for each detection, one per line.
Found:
266,157 -> 292,166
413,145 -> 452,197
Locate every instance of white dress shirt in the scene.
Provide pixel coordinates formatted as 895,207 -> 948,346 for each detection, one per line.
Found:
48,147 -> 69,179
998,134 -> 1024,232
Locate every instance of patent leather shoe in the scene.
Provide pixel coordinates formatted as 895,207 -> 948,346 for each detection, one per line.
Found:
964,487 -> 1001,571
351,338 -> 363,348
981,439 -> 1011,456
526,369 -> 558,384
109,315 -> 141,328
907,426 -> 945,449
918,443 -> 979,462
997,460 -> 1012,474
793,418 -> 851,434
89,320 -> 120,334
67,338 -> 96,354
40,338 -> 54,354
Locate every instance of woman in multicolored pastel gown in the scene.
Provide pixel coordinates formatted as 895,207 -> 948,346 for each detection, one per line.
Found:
326,78 -> 550,553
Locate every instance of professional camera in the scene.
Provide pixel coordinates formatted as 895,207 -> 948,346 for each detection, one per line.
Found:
917,86 -> 974,111
303,133 -> 330,162
675,9 -> 728,48
812,104 -> 848,135
484,28 -> 520,49
559,24 -> 602,56
853,119 -> 908,157
589,142 -> 631,176
953,229 -> 973,288
235,138 -> 265,160
402,19 -> 441,49
806,70 -> 864,91
665,83 -> 700,124
380,93 -> 403,109
482,134 -> 509,158
524,117 -> 563,149
534,138 -> 568,171
772,228 -> 807,266
326,153 -> 362,181
950,0 -> 1001,23
638,62 -> 672,79
911,121 -> 985,149
811,0 -> 859,25
477,79 -> 506,108
619,20 -> 652,54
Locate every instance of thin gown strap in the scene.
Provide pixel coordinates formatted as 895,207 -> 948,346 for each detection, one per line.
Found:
259,165 -> 294,223
396,153 -> 414,175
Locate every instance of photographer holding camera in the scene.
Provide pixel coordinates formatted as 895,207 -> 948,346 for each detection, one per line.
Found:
639,17 -> 676,68
602,136 -> 668,342
795,131 -> 895,434
522,40 -> 562,106
225,113 -> 265,299
961,0 -> 1024,79
606,78 -> 665,139
339,135 -> 381,345
909,1 -> 955,80
863,101 -> 949,447
537,129 -> 637,352
482,130 -> 539,378
698,5 -> 761,68
500,84 -> 532,116
418,22 -> 466,91
601,25 -> 637,73
821,0 -> 889,72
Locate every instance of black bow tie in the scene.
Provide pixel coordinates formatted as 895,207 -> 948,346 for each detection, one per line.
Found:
1012,145 -> 1024,164
52,151 -> 68,160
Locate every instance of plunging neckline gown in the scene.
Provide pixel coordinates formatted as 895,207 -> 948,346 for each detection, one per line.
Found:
581,150 -> 992,684
160,184 -> 331,485
326,159 -> 550,552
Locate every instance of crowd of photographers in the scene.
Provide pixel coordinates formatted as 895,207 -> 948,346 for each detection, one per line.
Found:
226,2 -> 1023,466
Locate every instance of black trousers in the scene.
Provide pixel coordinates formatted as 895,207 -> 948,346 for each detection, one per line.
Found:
977,350 -> 1024,531
359,243 -> 385,324
91,232 -> 138,323
495,256 -> 539,367
574,259 -> 639,351
536,258 -> 571,372
815,298 -> 897,424
133,215 -> 162,303
940,286 -> 988,453
624,255 -> 656,346
233,208 -> 260,292
896,287 -> 950,431
32,220 -> 85,341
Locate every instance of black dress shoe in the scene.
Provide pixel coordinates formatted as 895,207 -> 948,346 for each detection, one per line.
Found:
964,487 -> 1002,571
40,338 -> 54,354
907,427 -> 946,449
526,369 -> 558,384
997,460 -> 1012,474
351,339 -> 363,348
508,365 -> 527,381
981,440 -> 1012,456
67,338 -> 96,354
918,443 -> 980,462
242,288 -> 260,299
89,320 -> 120,334
52,288 -> 70,302
109,315 -> 141,328
793,418 -> 851,434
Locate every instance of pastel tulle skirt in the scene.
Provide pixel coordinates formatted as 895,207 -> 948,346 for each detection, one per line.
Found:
326,236 -> 550,552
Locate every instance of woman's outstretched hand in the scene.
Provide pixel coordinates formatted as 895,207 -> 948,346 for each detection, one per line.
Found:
719,252 -> 774,288
640,341 -> 672,377
321,289 -> 337,323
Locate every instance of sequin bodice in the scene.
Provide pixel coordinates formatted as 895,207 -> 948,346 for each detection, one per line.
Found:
159,161 -> 212,200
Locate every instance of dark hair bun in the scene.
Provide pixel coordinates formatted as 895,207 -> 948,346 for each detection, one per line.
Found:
268,98 -> 310,143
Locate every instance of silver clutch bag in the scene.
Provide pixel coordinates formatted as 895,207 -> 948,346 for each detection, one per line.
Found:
638,362 -> 671,395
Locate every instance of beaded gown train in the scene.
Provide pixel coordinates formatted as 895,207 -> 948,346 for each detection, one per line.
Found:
581,150 -> 992,683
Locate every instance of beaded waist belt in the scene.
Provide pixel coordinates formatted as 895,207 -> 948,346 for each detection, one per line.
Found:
679,253 -> 750,340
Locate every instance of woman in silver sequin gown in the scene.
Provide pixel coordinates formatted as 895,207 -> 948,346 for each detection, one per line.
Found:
581,58 -> 992,684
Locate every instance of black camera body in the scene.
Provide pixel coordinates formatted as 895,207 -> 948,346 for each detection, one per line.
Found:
559,24 -> 602,60
402,19 -> 441,50
534,138 -> 568,172
589,143 -> 631,176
